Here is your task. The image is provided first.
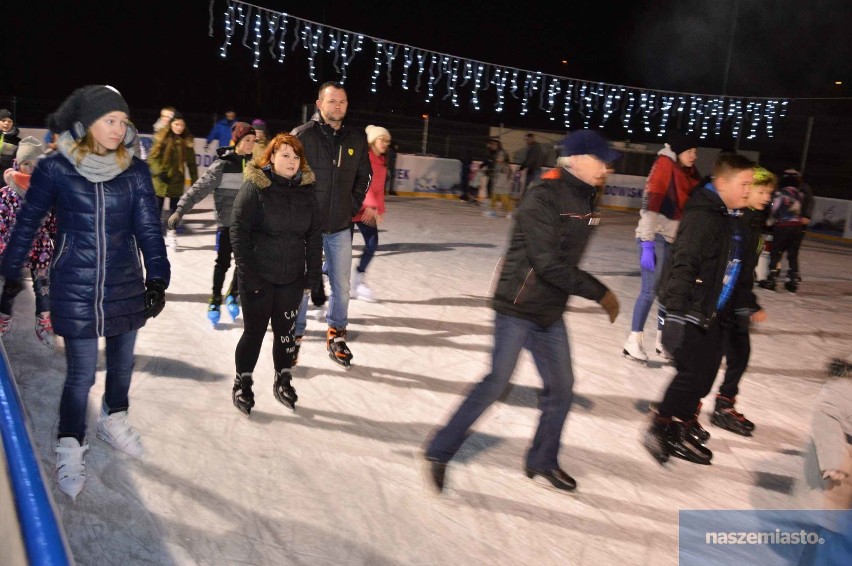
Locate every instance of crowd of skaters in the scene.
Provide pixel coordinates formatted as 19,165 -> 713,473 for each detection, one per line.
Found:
0,84 -> 847,522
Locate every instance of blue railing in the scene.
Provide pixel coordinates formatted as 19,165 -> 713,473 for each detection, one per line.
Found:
0,341 -> 73,565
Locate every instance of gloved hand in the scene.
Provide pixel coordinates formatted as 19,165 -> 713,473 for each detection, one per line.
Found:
167,211 -> 183,230
2,278 -> 24,299
310,279 -> 326,307
639,241 -> 656,271
598,290 -> 619,323
660,315 -> 686,355
144,279 -> 167,319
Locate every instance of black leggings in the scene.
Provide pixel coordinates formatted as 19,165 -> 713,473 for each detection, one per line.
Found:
770,225 -> 804,275
213,227 -> 239,299
235,279 -> 305,375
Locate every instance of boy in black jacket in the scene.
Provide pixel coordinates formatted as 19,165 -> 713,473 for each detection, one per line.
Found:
643,153 -> 755,466
710,167 -> 775,436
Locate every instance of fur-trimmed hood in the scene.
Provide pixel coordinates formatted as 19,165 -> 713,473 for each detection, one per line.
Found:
244,159 -> 316,188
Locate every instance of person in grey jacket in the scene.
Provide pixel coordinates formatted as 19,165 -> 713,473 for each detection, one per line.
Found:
168,122 -> 256,325
0,85 -> 169,499
424,130 -> 620,495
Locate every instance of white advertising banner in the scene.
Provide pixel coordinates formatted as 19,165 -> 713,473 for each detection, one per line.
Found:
601,173 -> 647,210
393,154 -> 462,197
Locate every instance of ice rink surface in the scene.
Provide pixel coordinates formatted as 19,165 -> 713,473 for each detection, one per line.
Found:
4,195 -> 851,565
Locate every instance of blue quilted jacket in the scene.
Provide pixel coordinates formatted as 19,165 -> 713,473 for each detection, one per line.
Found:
0,151 -> 170,338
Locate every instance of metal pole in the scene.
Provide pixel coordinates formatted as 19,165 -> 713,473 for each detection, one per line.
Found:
421,114 -> 429,155
722,0 -> 739,95
799,116 -> 814,175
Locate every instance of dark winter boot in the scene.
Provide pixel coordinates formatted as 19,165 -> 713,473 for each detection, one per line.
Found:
232,373 -> 255,415
758,269 -> 779,291
273,370 -> 298,410
784,270 -> 799,293
711,395 -> 755,436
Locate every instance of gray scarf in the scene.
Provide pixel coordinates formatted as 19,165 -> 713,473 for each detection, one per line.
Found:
57,131 -> 135,183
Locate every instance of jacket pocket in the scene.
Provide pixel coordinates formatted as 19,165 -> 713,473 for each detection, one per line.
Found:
129,236 -> 143,269
51,234 -> 72,270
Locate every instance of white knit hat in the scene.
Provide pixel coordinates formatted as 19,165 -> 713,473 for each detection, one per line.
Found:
365,124 -> 391,144
15,136 -> 44,163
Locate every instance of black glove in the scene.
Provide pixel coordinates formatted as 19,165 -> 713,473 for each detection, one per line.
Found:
3,278 -> 24,299
167,211 -> 183,230
310,279 -> 326,307
145,279 -> 167,319
660,314 -> 686,355
157,172 -> 170,183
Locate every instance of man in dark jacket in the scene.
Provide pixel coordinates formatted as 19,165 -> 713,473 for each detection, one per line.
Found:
291,82 -> 371,368
518,132 -> 545,190
643,152 -> 755,466
424,129 -> 621,494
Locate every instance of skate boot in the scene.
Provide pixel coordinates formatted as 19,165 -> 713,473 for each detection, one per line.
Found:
0,313 -> 12,337
97,408 -> 144,459
666,419 -> 713,465
327,326 -> 353,369
165,229 -> 177,250
207,295 -> 222,326
273,369 -> 298,410
784,270 -> 799,293
684,401 -> 711,442
293,335 -> 303,366
622,331 -> 648,364
55,437 -> 89,500
225,294 -> 240,321
642,414 -> 671,465
758,269 -> 779,291
232,373 -> 255,415
655,330 -> 674,362
711,395 -> 754,436
35,313 -> 55,348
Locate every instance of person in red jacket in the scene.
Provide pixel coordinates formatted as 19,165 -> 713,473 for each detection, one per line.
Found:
350,125 -> 390,302
622,130 -> 700,363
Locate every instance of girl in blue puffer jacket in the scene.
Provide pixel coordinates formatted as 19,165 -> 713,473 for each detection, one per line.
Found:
0,85 -> 170,500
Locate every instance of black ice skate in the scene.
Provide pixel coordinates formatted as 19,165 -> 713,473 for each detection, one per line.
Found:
642,416 -> 671,465
273,370 -> 298,410
667,420 -> 713,465
232,373 -> 255,415
327,326 -> 353,369
758,269 -> 779,291
711,395 -> 755,436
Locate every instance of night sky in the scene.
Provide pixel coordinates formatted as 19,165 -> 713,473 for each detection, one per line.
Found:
3,0 -> 850,129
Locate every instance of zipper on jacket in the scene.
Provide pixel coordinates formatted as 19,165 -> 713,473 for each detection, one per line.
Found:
513,269 -> 535,304
95,182 -> 107,336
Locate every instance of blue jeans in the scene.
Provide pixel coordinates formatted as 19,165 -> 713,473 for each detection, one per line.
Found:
426,312 -> 575,470
630,235 -> 670,332
352,221 -> 379,274
295,229 -> 352,334
59,330 -> 138,442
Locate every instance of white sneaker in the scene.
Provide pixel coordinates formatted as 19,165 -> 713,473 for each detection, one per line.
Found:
97,409 -> 143,459
165,229 -> 177,250
55,437 -> 88,500
623,331 -> 648,362
350,270 -> 363,299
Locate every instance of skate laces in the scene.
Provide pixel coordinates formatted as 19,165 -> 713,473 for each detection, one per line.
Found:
56,438 -> 88,478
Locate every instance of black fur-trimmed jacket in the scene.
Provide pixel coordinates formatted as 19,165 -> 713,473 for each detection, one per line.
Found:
490,167 -> 608,327
291,115 -> 371,234
657,185 -> 749,328
230,162 -> 322,294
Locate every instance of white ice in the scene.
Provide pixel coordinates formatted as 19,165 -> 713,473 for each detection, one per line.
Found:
4,195 -> 851,565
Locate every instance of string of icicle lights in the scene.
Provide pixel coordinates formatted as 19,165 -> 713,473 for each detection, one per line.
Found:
209,0 -> 789,140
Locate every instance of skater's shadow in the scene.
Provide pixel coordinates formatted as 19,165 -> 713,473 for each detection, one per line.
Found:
373,242 -> 497,258
135,354 -> 224,382
376,295 -> 489,308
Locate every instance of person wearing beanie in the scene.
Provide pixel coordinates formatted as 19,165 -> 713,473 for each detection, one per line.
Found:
205,109 -> 237,152
147,111 -> 198,249
622,129 -> 701,364
424,129 -> 621,495
349,125 -> 391,303
291,81 -> 371,369
0,136 -> 57,348
251,119 -> 269,161
0,84 -> 170,500
0,108 -> 22,171
167,122 -> 256,326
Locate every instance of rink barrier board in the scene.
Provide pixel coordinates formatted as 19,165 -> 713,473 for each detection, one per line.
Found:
0,340 -> 74,565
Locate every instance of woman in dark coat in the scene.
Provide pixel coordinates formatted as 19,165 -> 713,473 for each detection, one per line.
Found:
1,85 -> 170,499
230,133 -> 322,414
